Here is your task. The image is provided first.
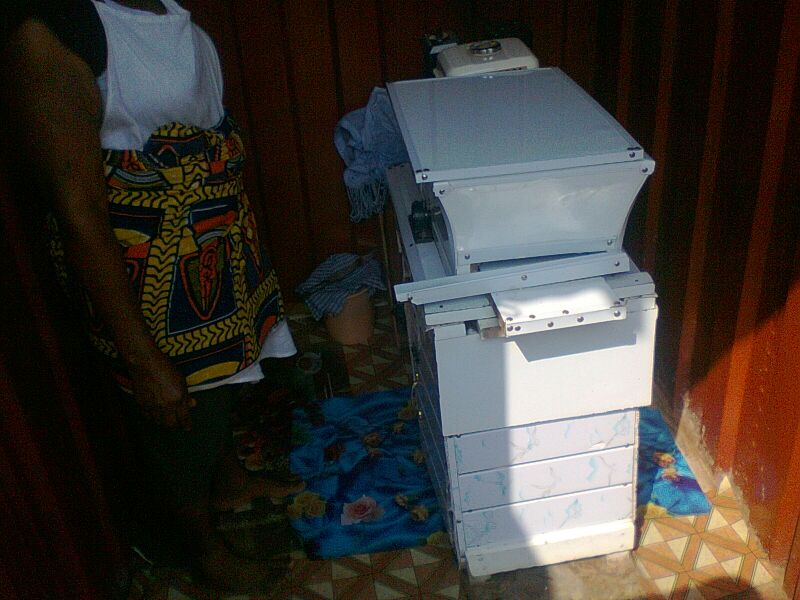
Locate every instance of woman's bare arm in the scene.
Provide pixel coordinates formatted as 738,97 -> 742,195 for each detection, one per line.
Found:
3,20 -> 194,429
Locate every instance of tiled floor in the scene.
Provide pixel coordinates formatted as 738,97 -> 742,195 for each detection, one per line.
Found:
634,478 -> 787,600
128,298 -> 788,599
271,546 -> 464,600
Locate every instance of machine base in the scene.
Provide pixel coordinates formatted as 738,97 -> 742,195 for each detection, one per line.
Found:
464,519 -> 635,577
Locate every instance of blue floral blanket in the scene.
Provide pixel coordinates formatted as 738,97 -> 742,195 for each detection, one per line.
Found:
288,389 -> 445,559
637,407 -> 711,516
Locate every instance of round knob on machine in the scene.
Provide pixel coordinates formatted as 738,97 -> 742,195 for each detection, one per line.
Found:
469,39 -> 502,56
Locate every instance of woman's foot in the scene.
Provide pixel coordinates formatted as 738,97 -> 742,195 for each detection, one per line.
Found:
212,449 -> 305,511
201,533 -> 289,593
177,504 -> 290,593
212,475 -> 306,512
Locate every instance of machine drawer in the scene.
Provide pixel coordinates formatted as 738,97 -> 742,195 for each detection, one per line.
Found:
435,305 -> 657,435
453,410 -> 637,474
458,445 -> 634,511
462,484 -> 634,548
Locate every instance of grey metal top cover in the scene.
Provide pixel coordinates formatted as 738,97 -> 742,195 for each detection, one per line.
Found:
387,68 -> 643,184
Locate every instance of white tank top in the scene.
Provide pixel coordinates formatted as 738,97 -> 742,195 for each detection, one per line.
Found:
91,0 -> 225,150
90,0 -> 297,386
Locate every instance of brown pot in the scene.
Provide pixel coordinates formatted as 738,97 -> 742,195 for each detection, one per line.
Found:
324,288 -> 374,345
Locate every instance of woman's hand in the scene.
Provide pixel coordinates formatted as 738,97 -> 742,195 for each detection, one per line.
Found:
130,352 -> 195,430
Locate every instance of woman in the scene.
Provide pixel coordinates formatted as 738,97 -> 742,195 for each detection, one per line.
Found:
5,0 -> 301,591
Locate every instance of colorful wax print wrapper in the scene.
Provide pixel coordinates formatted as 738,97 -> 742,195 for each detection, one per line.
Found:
288,389 -> 446,559
638,407 -> 711,517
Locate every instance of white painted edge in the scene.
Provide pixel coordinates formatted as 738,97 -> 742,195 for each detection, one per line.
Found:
465,519 -> 635,577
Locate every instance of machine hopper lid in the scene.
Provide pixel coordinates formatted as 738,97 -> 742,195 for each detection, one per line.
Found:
387,68 -> 645,184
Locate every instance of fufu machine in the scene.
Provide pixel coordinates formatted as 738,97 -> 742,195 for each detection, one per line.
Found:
385,65 -> 657,576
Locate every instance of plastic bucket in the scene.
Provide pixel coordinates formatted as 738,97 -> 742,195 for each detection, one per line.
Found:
324,288 -> 374,345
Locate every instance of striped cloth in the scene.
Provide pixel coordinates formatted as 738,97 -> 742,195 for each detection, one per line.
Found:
296,254 -> 385,320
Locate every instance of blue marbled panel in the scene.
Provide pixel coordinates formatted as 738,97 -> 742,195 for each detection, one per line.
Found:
454,410 -> 636,474
458,446 -> 633,510
462,484 -> 633,547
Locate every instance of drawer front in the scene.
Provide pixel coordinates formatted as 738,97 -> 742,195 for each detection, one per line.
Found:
462,484 -> 634,548
454,410 -> 636,474
435,306 -> 657,435
458,445 -> 634,511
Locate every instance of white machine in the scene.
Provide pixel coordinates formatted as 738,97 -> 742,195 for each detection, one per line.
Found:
386,68 -> 657,577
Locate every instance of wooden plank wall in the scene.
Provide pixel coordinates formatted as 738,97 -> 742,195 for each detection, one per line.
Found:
600,1 -> 800,591
604,0 -> 800,592
185,0 -> 603,297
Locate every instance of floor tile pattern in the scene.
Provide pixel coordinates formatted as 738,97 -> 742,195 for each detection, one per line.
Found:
634,477 -> 786,599
270,546 -> 465,600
